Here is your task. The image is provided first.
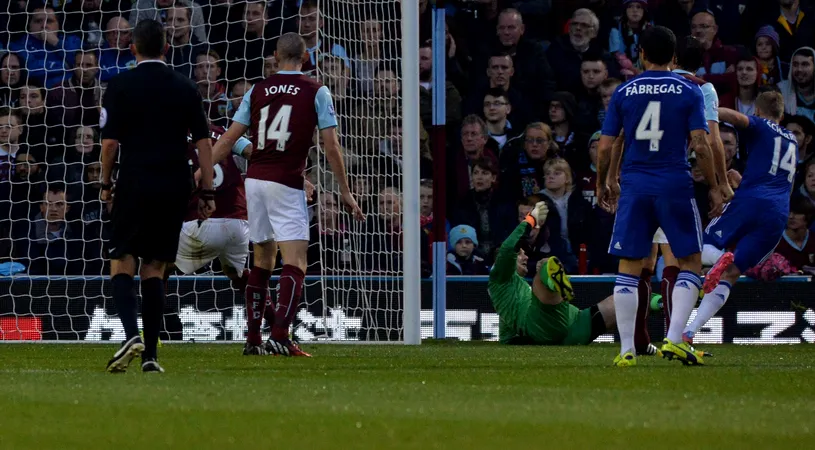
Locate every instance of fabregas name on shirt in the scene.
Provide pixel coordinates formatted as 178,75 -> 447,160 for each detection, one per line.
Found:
264,85 -> 301,96
624,83 -> 683,96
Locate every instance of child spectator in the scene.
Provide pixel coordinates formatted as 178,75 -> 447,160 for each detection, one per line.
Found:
446,225 -> 489,275
754,26 -> 788,87
774,194 -> 815,274
609,0 -> 651,74
540,158 -> 593,266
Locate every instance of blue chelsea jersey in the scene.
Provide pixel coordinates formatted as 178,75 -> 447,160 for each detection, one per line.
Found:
602,70 -> 709,196
736,116 -> 797,205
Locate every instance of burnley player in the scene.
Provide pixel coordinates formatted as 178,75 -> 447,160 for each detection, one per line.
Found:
213,33 -> 364,357
597,26 -> 723,367
684,93 -> 797,344
175,124 -> 253,290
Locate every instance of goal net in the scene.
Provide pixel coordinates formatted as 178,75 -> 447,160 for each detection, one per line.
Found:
0,0 -> 419,343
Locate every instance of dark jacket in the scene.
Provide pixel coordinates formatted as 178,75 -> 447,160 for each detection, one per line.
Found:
446,252 -> 490,275
451,189 -> 518,263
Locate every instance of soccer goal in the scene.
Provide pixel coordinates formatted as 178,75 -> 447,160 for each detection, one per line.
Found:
0,0 -> 420,344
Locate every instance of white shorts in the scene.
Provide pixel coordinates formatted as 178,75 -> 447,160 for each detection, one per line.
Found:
175,218 -> 249,274
652,228 -> 669,244
245,178 -> 309,243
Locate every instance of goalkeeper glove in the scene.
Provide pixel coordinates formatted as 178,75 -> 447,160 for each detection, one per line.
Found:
523,201 -> 549,228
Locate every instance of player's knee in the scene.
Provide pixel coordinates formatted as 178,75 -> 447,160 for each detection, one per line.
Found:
140,260 -> 168,280
677,253 -> 702,273
701,244 -> 724,267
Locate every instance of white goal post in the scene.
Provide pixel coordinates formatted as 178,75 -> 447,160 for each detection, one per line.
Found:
0,0 -> 420,344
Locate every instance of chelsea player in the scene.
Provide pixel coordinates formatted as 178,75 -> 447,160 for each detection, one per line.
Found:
597,26 -> 724,367
684,92 -> 797,344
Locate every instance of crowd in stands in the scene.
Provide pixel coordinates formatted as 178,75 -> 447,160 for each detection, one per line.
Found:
0,0 -> 814,279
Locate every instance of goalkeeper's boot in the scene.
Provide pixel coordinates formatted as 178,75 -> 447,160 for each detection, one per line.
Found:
636,343 -> 663,358
703,251 -> 734,294
243,341 -> 267,356
541,257 -> 575,302
106,335 -> 145,373
661,338 -> 704,366
265,338 -> 312,357
682,331 -> 713,359
613,352 -> 637,367
142,358 -> 165,373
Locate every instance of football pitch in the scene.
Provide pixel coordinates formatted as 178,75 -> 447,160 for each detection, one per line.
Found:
1,343 -> 813,450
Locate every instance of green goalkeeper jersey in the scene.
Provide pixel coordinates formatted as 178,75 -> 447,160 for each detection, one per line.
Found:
488,222 -> 587,345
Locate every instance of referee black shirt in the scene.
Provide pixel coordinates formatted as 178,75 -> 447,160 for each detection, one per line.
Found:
100,59 -> 209,192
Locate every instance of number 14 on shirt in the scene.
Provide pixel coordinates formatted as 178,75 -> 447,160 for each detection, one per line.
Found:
258,104 -> 293,151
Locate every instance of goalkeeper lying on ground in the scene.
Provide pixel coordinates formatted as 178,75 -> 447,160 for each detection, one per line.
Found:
488,201 -> 658,353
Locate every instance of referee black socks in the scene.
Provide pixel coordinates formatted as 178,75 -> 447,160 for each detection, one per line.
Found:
140,277 -> 165,361
111,274 -> 139,339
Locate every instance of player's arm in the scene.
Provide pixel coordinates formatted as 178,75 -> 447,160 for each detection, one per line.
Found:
316,85 -> 364,221
99,80 -> 120,201
701,84 -> 732,201
717,108 -> 750,129
597,87 -> 623,212
491,202 -> 548,283
691,130 -> 718,187
212,87 -> 253,165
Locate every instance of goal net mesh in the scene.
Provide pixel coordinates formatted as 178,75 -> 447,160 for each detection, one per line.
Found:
0,0 -> 406,343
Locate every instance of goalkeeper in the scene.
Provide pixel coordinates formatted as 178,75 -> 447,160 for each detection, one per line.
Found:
489,202 -> 616,346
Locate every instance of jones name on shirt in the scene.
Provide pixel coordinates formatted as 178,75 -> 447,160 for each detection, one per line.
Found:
264,85 -> 301,96
624,83 -> 684,96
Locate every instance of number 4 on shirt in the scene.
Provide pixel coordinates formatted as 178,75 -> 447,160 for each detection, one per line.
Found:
635,101 -> 664,152
257,104 -> 293,151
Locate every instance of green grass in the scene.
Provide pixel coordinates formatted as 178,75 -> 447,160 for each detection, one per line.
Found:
1,344 -> 814,450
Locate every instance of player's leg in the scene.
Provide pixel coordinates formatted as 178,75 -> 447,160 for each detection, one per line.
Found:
609,194 -> 657,365
244,179 -> 278,353
523,258 -> 577,345
105,188 -> 145,373
262,181 -> 311,357
636,242 -> 659,353
138,259 -> 170,373
531,257 -> 574,305
656,197 -> 705,365
659,242 -> 680,334
685,209 -> 786,342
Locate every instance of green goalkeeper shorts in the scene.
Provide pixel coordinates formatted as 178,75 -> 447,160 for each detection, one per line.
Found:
523,301 -> 594,346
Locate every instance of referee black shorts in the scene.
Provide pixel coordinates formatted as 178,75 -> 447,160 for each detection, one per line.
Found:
109,187 -> 191,263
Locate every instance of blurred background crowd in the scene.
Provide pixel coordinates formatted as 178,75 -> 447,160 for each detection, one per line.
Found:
0,0 -> 814,279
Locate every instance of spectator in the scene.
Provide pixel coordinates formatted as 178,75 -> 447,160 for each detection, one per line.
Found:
298,0 -> 349,75
0,52 -> 25,108
130,0 -> 207,44
221,0 -> 282,82
18,83 -> 63,163
46,49 -> 102,128
164,1 -> 207,79
482,88 -> 521,151
450,115 -> 499,203
548,91 -> 588,172
9,5 -> 82,88
481,8 -> 555,109
516,195 -> 575,276
263,54 -> 279,78
446,225 -> 490,275
690,9 -> 738,83
597,77 -> 622,127
307,191 -> 352,274
778,47 -> 815,123
609,0 -> 652,73
62,0 -> 114,49
0,149 -> 45,260
451,158 -> 516,263
745,0 -> 815,63
77,159 -> 108,275
419,179 -> 450,266
720,55 -> 760,114
774,194 -> 815,272
575,55 -> 609,134
546,9 -> 608,94
798,159 -> 815,216
576,131 -> 601,206
719,124 -> 745,174
375,120 -> 433,184
654,0 -> 694,40
782,115 -> 815,166
12,184 -> 83,275
364,186 -> 404,273
352,18 -> 394,96
754,26 -> 788,87
467,53 -> 532,129
0,107 -> 23,183
418,43 -> 463,132
540,158 -> 593,267
226,79 -> 252,121
98,16 -> 136,83
193,51 -> 228,127
63,126 -> 100,185
498,122 -> 558,200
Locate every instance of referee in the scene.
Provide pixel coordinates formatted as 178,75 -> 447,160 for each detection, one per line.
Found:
101,19 -> 214,374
